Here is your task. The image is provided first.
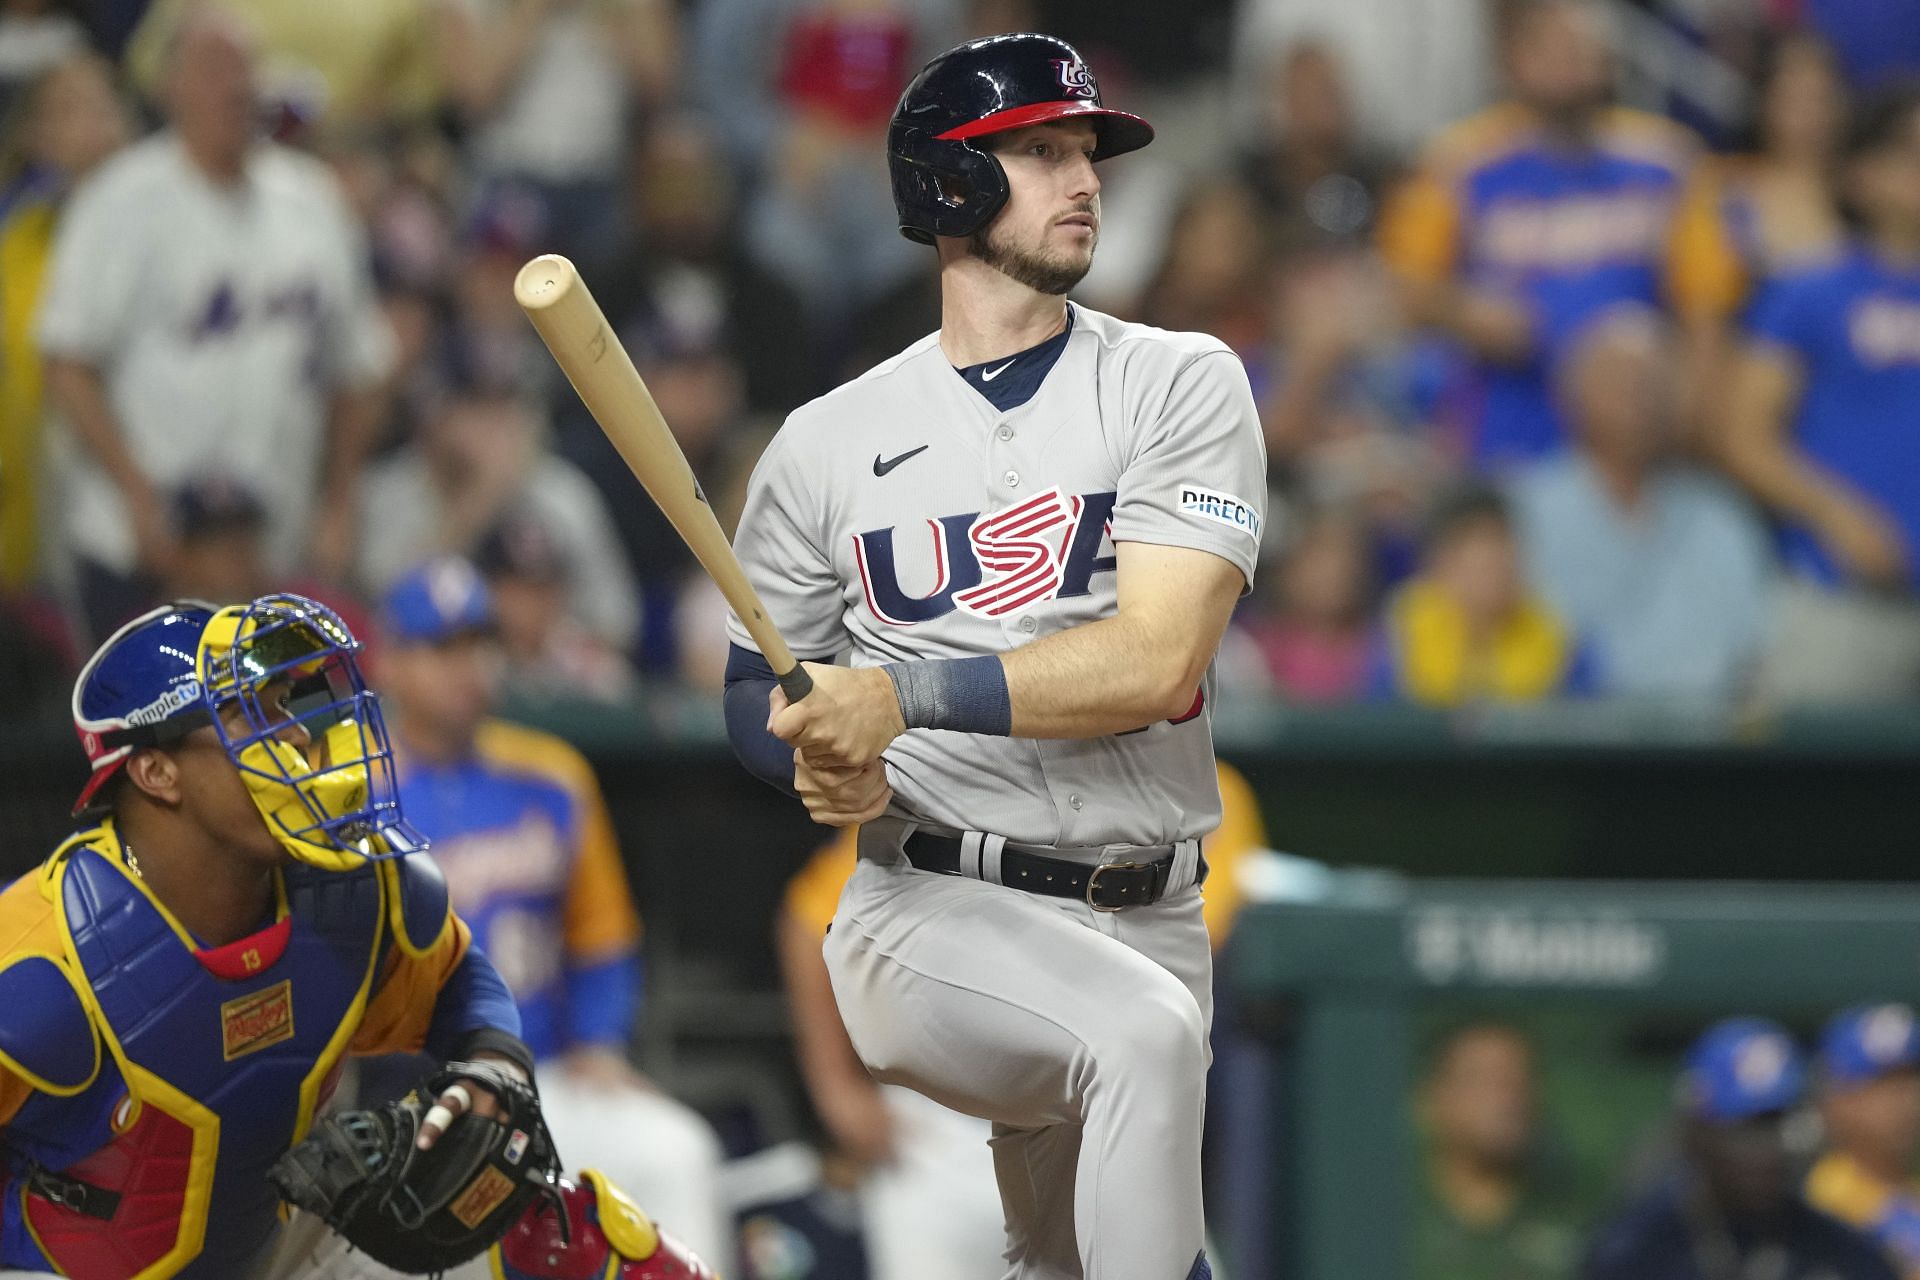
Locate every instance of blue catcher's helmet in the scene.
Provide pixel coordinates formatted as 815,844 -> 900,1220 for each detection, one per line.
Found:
887,33 -> 1154,245
71,594 -> 422,870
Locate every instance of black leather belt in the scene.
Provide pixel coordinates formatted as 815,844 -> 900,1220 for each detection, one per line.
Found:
902,831 -> 1177,911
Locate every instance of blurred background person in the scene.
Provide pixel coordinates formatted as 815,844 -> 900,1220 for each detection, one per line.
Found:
356,350 -> 639,664
1725,85 -> 1920,703
0,49 -> 128,591
1417,1021 -> 1584,1280
474,511 -> 639,704
1669,32 -> 1849,439
374,557 -> 732,1269
711,0 -> 954,335
436,0 -> 679,261
587,112 -> 816,417
1808,1003 -> 1920,1279
1508,305 -> 1773,700
1235,40 -> 1400,252
1370,485 -> 1593,705
126,0 -> 443,140
1232,0 -> 1495,156
0,0 -> 89,114
1237,506 -> 1377,704
1132,175 -> 1278,360
774,760 -> 1267,1280
1584,1017 -> 1897,1280
1378,0 -> 1701,468
36,4 -> 390,641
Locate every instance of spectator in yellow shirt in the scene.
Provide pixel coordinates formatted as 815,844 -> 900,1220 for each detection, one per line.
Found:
0,51 -> 129,586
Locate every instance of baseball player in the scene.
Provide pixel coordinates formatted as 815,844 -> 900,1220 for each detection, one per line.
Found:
372,557 -> 731,1268
724,33 -> 1265,1280
776,763 -> 1269,1280
0,593 -> 709,1279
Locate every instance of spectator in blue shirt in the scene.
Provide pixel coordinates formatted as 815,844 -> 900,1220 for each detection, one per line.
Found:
1378,0 -> 1701,466
1584,1017 -> 1898,1280
1725,86 -> 1920,701
1509,305 -> 1773,699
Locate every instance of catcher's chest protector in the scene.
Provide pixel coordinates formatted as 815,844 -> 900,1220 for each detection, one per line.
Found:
9,836 -> 384,1280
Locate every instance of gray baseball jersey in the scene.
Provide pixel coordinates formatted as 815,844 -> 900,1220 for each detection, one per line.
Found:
728,305 -> 1265,848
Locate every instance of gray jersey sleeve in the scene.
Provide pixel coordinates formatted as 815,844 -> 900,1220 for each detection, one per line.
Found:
1107,349 -> 1267,589
727,427 -> 848,659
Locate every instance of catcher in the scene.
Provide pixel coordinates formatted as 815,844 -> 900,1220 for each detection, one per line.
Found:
0,594 -> 712,1280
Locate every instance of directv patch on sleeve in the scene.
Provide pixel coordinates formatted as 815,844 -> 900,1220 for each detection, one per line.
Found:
1177,487 -> 1262,539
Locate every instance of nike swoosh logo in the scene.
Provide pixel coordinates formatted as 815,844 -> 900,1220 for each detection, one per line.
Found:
980,359 -> 1017,382
873,445 -> 930,477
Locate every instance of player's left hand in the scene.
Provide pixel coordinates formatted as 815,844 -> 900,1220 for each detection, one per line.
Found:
416,1052 -> 526,1151
768,663 -> 905,767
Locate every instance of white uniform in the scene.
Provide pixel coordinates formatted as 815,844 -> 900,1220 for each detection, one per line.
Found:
729,306 -> 1266,1280
36,132 -> 391,578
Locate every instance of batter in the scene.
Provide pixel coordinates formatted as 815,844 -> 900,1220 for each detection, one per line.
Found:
723,33 -> 1265,1280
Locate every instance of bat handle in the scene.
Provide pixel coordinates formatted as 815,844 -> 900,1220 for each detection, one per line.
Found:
777,664 -> 814,703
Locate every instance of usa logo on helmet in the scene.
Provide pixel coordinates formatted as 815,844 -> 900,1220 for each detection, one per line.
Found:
1054,58 -> 1097,98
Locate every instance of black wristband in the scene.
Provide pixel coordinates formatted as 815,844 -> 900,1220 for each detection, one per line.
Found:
884,655 -> 1013,736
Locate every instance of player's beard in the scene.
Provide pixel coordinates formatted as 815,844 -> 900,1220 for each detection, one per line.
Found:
969,206 -> 1096,296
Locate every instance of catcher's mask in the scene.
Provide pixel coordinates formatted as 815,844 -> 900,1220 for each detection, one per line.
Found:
193,593 -> 422,870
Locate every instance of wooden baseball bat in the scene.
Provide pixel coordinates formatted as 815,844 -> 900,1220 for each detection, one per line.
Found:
514,253 -> 812,702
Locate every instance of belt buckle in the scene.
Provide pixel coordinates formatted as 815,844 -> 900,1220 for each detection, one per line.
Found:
1086,860 -> 1143,912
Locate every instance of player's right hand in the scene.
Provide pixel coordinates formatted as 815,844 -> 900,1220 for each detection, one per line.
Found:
793,753 -> 892,827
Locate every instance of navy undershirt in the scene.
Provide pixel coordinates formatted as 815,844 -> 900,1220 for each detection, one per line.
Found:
953,304 -> 1075,412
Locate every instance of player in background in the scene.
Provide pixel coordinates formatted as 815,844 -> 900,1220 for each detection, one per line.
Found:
775,763 -> 1268,1280
1377,0 -> 1702,464
1808,1004 -> 1920,1279
725,33 -> 1265,1280
1584,1018 -> 1897,1280
373,558 -> 732,1270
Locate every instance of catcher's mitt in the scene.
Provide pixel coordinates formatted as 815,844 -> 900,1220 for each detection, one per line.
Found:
270,1060 -> 563,1275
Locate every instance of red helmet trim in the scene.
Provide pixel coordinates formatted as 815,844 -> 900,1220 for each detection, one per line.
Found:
935,100 -> 1150,143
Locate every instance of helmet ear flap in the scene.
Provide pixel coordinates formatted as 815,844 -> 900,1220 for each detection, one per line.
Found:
889,126 -> 1009,244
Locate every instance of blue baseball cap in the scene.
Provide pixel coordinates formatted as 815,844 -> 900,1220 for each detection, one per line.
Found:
71,602 -> 218,813
1821,1004 -> 1920,1088
1680,1017 -> 1807,1121
379,558 -> 497,645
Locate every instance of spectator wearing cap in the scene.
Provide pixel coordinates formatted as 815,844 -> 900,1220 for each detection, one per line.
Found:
1368,486 -> 1594,705
475,513 -> 637,705
1584,1017 -> 1898,1280
1807,1004 -> 1920,1279
1507,305 -> 1774,700
1725,86 -> 1920,701
371,557 -> 732,1270
355,348 -> 638,661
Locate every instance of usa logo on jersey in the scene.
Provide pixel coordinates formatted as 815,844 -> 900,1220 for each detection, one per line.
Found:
854,488 -> 1116,625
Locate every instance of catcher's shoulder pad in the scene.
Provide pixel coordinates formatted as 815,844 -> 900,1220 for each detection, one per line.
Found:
583,1168 -> 660,1260
387,853 -> 453,956
0,951 -> 100,1095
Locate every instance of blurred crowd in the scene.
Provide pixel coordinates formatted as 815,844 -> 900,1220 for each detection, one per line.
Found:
1,0 -> 1919,720
1419,1006 -> 1920,1280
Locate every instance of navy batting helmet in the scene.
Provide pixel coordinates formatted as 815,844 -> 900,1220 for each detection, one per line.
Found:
888,33 -> 1154,245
